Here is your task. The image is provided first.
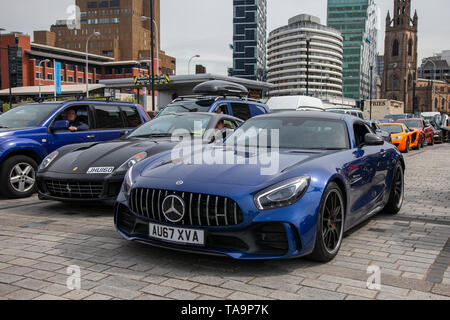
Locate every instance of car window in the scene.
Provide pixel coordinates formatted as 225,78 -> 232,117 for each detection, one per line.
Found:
121,106 -> 142,128
128,114 -> 212,138
379,124 -> 404,134
158,99 -> 215,116
53,105 -> 91,129
233,117 -> 350,150
0,103 -> 61,129
94,105 -> 123,129
214,103 -> 229,115
353,122 -> 371,147
223,119 -> 237,129
230,103 -> 252,121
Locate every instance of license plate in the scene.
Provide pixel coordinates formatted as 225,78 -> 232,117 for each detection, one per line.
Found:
86,167 -> 115,174
149,223 -> 205,246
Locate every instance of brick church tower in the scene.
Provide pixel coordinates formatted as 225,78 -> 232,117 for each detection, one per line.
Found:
382,0 -> 418,112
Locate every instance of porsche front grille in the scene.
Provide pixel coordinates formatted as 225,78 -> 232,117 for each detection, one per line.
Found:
45,180 -> 104,199
129,188 -> 244,227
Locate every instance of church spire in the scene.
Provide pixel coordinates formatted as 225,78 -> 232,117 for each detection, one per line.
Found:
386,10 -> 391,28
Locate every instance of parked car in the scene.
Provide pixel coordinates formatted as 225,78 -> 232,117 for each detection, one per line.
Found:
327,108 -> 364,119
37,113 -> 243,203
365,120 -> 392,143
157,80 -> 269,121
115,112 -> 405,261
378,123 -> 420,152
384,114 -> 413,121
378,118 -> 395,124
267,95 -> 324,112
397,118 -> 434,147
0,100 -> 150,198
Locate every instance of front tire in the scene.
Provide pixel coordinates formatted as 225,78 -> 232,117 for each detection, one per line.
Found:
309,182 -> 345,262
0,155 -> 38,199
383,163 -> 404,215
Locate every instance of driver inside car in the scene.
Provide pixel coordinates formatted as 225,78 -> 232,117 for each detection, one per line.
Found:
66,108 -> 89,132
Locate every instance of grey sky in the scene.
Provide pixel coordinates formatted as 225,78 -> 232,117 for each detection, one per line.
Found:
0,0 -> 449,75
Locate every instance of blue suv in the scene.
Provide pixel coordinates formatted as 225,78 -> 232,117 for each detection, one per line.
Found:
0,100 -> 150,198
156,80 -> 269,120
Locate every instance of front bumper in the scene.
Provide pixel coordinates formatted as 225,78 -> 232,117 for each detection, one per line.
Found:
114,188 -> 321,260
37,171 -> 125,202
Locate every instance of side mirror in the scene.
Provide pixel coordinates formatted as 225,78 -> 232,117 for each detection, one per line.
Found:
364,133 -> 384,146
120,130 -> 129,137
51,120 -> 69,131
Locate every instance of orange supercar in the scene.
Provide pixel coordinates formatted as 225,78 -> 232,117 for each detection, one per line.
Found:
378,123 -> 421,153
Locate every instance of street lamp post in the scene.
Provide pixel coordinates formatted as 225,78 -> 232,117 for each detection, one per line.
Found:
38,59 -> 50,99
86,31 -> 100,98
141,17 -> 159,75
188,55 -> 200,75
423,59 -> 437,111
369,65 -> 373,120
412,71 -> 417,114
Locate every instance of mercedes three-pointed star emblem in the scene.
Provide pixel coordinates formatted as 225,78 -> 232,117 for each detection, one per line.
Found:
161,195 -> 185,223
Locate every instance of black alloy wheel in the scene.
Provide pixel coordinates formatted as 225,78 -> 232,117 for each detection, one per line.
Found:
383,162 -> 404,215
309,182 -> 345,262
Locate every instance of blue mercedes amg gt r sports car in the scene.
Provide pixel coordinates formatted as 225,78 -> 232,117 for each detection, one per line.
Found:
114,112 -> 405,261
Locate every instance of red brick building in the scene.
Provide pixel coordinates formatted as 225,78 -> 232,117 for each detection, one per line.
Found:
0,32 -> 153,93
33,0 -> 175,76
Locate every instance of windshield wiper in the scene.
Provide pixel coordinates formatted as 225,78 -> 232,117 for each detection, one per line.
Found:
0,126 -> 9,128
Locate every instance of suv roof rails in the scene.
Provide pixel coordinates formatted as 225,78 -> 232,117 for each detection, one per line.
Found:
170,95 -> 254,104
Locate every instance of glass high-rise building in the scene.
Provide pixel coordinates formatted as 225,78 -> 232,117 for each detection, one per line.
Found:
232,0 -> 267,81
327,0 -> 378,101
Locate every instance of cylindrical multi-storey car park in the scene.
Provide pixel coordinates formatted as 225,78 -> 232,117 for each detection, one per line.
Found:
267,14 -> 343,97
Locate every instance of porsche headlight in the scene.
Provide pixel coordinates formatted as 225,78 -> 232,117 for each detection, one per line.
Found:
40,151 -> 59,170
123,166 -> 134,197
117,152 -> 147,172
254,176 -> 311,210
392,136 -> 401,141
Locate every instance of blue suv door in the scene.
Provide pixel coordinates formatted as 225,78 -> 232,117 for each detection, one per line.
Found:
47,104 -> 103,152
91,103 -> 130,142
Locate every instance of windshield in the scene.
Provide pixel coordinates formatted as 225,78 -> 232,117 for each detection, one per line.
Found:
386,114 -> 408,121
230,117 -> 350,150
379,124 -> 404,134
128,114 -> 212,138
0,104 -> 61,129
158,99 -> 215,116
398,120 -> 422,128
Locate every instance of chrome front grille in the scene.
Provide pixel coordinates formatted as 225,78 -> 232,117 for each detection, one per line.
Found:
45,179 -> 104,199
129,188 -> 244,227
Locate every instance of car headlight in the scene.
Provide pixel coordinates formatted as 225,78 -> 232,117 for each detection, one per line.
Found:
254,176 -> 311,210
392,136 -> 401,141
116,152 -> 147,172
40,151 -> 59,170
123,166 -> 134,197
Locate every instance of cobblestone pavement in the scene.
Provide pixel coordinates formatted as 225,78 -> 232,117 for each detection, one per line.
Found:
0,144 -> 449,300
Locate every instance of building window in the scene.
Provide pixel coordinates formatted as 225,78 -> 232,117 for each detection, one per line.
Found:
391,74 -> 399,90
408,39 -> 413,56
110,1 -> 120,8
78,78 -> 84,83
87,2 -> 98,8
68,76 -> 74,82
47,74 -> 53,80
392,39 -> 399,57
